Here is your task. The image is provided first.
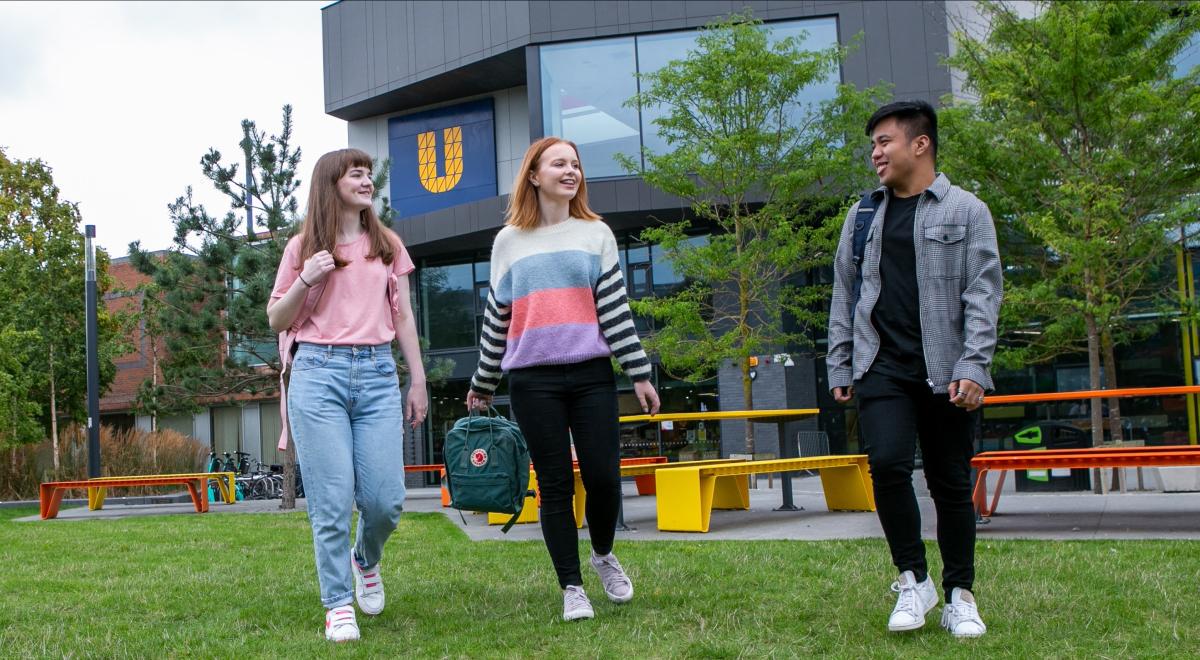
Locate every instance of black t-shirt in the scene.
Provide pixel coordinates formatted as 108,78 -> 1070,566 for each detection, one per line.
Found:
866,191 -> 927,385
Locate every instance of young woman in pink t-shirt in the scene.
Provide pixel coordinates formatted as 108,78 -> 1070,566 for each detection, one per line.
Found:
268,148 -> 428,643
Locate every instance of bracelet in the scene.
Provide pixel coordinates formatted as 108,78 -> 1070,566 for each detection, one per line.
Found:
297,273 -> 312,288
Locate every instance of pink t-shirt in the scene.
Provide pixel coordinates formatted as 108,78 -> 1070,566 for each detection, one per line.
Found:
271,231 -> 415,346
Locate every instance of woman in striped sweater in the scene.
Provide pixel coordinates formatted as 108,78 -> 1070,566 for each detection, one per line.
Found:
466,137 -> 660,622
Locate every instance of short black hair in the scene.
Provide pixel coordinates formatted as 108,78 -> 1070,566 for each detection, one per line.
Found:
865,100 -> 938,159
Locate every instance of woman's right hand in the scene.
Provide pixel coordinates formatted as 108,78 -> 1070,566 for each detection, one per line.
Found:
466,389 -> 492,412
301,250 -> 335,286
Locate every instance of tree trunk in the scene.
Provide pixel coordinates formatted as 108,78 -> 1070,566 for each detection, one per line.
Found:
1101,329 -> 1123,443
1084,303 -> 1105,446
1084,307 -> 1105,494
48,343 -> 60,474
742,360 -> 755,455
280,437 -> 297,510
736,215 -> 754,455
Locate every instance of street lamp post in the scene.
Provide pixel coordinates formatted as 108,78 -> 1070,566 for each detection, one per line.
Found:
84,224 -> 101,478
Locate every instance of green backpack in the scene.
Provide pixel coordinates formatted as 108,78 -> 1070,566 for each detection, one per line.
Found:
443,409 -> 532,533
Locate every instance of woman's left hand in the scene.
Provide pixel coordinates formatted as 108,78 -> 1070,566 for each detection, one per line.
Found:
406,383 -> 429,428
633,380 -> 661,415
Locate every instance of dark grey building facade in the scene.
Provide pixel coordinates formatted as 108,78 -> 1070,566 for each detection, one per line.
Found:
321,0 -> 972,474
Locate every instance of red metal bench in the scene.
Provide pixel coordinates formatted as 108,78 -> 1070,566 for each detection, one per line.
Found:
971,445 -> 1200,517
40,475 -> 214,520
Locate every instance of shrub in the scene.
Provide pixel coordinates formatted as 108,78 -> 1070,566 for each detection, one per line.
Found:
0,424 -> 207,500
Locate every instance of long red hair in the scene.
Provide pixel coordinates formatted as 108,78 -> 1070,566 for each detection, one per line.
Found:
505,137 -> 601,229
298,148 -> 396,268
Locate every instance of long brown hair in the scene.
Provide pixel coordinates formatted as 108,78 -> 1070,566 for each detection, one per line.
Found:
298,148 -> 396,268
505,137 -> 601,229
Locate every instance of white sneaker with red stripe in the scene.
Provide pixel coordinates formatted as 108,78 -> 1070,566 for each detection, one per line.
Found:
352,551 -> 385,616
324,605 -> 359,642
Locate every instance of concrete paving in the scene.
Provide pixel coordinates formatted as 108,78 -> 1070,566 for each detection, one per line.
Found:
16,470 -> 1200,541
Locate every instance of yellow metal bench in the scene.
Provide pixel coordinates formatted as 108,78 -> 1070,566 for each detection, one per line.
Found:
655,455 -> 875,532
570,458 -> 748,527
620,409 -> 821,511
86,472 -> 238,510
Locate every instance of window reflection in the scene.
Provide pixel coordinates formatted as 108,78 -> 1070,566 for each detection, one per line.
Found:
541,18 -> 842,173
541,37 -> 640,179
635,30 -> 699,156
421,262 -> 475,349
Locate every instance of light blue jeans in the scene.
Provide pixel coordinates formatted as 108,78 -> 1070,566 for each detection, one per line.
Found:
287,343 -> 407,608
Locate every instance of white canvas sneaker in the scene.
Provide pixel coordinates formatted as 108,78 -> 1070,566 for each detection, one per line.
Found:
941,587 -> 987,638
590,550 -> 634,603
324,605 -> 360,642
352,551 -> 385,616
887,570 -> 938,632
562,585 -> 595,621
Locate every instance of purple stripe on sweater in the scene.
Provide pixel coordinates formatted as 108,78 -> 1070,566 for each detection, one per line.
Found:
501,323 -> 611,371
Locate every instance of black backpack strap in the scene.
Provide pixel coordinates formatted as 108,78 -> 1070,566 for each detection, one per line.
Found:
500,510 -> 520,533
851,191 -> 882,304
499,489 -> 538,533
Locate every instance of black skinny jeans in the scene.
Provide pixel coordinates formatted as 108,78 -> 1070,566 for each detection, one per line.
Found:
508,357 -> 622,588
856,369 -> 977,594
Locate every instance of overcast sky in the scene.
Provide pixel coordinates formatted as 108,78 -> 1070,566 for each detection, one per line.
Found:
0,1 -> 346,259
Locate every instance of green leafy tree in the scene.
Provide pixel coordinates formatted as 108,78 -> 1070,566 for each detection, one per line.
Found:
0,326 -> 42,449
0,149 -> 123,470
618,12 -> 888,453
941,0 -> 1200,447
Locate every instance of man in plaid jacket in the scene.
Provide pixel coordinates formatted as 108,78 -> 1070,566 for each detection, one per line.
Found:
826,101 -> 1002,638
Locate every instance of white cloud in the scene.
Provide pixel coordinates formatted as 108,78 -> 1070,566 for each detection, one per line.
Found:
0,1 -> 347,258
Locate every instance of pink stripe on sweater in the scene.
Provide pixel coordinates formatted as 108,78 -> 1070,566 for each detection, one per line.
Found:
509,287 -> 599,338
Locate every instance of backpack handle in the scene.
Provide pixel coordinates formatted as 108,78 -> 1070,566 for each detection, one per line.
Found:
469,405 -> 504,419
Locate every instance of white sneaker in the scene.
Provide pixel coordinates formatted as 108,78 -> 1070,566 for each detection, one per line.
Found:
941,587 -> 987,638
590,550 -> 634,603
324,605 -> 360,642
888,570 -> 938,632
352,551 -> 385,616
562,585 -> 595,621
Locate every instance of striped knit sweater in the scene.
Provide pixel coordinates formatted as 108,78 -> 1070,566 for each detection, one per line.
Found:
470,217 -> 652,394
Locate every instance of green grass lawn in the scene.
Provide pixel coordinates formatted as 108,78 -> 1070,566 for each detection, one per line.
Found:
2,506 -> 1197,658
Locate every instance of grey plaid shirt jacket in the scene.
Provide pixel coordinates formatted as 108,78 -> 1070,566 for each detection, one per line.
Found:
826,173 -> 1003,394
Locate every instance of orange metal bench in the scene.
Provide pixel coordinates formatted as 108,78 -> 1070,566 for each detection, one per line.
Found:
40,476 -> 211,520
972,445 -> 1200,517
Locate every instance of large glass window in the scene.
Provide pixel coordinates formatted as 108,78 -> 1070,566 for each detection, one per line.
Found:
212,405 -> 241,454
768,18 -> 840,127
617,233 -> 710,331
635,30 -> 699,157
651,234 -> 707,298
541,18 -> 841,176
541,37 -> 640,179
618,365 -> 721,460
421,261 -> 476,350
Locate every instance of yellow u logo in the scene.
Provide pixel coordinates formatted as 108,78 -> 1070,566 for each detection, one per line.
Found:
417,127 -> 463,193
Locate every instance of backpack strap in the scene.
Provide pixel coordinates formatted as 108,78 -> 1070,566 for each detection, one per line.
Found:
500,510 -> 521,534
851,191 -> 883,304
276,279 -> 328,451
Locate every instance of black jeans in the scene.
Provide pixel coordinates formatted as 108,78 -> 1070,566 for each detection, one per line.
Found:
509,357 -> 622,588
856,369 -> 977,594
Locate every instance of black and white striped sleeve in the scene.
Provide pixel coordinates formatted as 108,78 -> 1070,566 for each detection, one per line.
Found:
595,261 -> 652,382
470,290 -> 510,395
